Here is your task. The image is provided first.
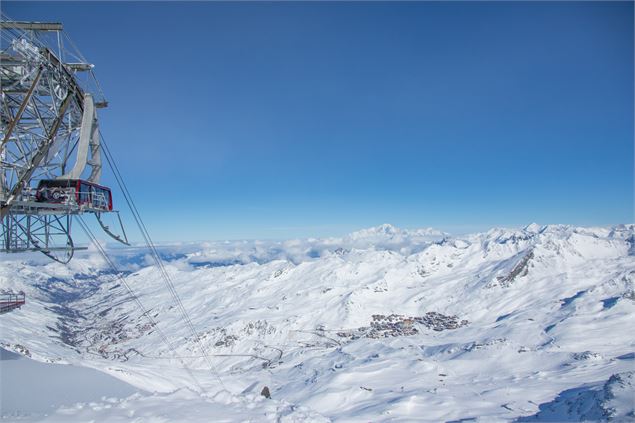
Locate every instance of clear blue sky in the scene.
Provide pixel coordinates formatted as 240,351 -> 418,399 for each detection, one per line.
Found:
5,1 -> 634,241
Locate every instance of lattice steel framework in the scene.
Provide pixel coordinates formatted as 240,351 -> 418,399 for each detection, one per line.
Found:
1,17 -> 126,263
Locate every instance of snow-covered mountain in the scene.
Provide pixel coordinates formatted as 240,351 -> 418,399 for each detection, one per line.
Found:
1,224 -> 634,422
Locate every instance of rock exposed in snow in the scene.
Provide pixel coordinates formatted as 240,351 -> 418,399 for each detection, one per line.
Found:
517,371 -> 635,422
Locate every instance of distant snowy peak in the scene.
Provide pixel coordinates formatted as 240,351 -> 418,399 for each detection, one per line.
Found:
352,223 -> 627,243
475,223 -> 633,245
523,222 -> 544,233
346,224 -> 447,242
64,223 -> 633,272
346,223 -> 403,240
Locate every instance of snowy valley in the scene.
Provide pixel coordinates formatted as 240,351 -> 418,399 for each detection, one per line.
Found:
1,223 -> 634,422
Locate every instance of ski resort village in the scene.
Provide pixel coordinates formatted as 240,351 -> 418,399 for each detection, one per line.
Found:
1,2 -> 634,422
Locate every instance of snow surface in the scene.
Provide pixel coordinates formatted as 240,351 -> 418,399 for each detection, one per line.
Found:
1,223 -> 634,422
0,347 -> 139,419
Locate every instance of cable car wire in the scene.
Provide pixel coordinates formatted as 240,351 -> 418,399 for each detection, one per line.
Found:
76,215 -> 206,394
98,135 -> 226,391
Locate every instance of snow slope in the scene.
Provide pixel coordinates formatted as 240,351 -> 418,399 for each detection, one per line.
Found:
0,224 -> 634,422
0,347 -> 139,419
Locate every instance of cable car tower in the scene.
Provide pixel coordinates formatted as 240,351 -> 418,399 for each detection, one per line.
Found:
1,16 -> 128,264
0,18 -> 221,383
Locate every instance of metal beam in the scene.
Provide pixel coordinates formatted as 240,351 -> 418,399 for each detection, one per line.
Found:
0,247 -> 87,252
0,66 -> 43,154
0,21 -> 62,31
42,48 -> 85,110
0,92 -> 73,218
65,63 -> 94,71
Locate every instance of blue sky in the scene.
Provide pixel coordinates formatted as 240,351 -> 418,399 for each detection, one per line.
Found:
5,1 -> 634,241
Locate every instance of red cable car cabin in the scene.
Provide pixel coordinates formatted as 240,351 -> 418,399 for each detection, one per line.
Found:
35,179 -> 113,211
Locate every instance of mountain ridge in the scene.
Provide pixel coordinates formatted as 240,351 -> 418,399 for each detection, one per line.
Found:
1,223 -> 633,421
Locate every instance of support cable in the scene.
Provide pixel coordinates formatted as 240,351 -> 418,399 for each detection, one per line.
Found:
99,135 -> 226,391
76,215 -> 206,393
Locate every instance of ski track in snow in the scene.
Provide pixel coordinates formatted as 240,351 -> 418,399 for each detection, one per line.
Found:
1,223 -> 634,422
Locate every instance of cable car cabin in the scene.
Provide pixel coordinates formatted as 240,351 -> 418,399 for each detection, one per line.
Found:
35,179 -> 113,211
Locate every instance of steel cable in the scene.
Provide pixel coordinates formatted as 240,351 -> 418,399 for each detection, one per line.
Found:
99,135 -> 226,391
77,215 -> 206,394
